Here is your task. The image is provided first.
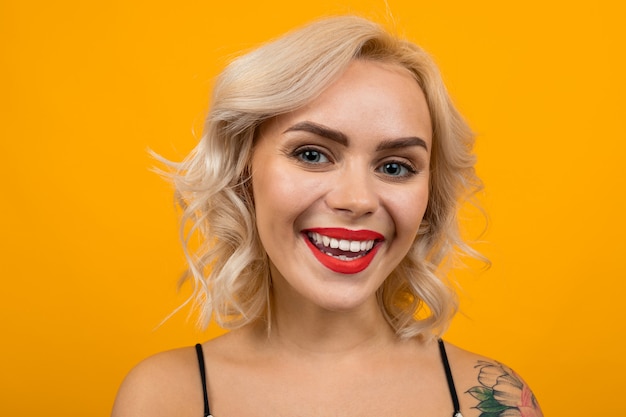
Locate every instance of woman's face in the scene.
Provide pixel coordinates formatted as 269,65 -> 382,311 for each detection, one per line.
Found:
251,60 -> 432,313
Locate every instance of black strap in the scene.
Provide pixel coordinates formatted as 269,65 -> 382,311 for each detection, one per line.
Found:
195,340 -> 457,417
438,339 -> 461,417
195,343 -> 211,417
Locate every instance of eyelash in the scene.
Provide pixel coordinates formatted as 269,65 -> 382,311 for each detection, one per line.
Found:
294,147 -> 331,164
292,147 -> 419,179
377,160 -> 418,178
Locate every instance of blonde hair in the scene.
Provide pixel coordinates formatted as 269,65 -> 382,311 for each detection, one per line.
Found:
171,15 -> 482,338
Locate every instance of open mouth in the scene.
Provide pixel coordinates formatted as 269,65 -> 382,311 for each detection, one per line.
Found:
302,228 -> 384,274
306,231 -> 376,261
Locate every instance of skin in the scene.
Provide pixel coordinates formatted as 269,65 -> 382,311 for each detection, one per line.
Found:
112,61 -> 543,417
251,59 -> 431,343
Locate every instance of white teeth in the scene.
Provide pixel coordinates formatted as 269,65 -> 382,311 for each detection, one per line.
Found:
324,252 -> 365,261
308,232 -> 376,254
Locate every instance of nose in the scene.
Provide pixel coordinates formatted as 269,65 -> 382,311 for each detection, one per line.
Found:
325,167 -> 379,218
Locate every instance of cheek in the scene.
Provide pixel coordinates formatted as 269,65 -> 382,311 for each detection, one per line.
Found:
252,164 -> 325,231
386,185 -> 429,235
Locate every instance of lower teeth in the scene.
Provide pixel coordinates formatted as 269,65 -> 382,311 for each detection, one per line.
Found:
322,250 -> 365,261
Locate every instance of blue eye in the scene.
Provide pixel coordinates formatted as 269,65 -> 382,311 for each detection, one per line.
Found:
379,161 -> 415,177
297,149 -> 329,164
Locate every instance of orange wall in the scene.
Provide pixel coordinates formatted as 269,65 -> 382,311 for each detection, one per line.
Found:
1,1 -> 624,415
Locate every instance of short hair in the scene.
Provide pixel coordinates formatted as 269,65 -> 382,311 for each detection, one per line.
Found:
170,15 -> 482,338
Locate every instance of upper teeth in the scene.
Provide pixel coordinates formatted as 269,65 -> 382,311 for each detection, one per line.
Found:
308,232 -> 375,253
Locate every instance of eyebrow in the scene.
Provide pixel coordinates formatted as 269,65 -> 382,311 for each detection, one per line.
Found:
376,137 -> 429,152
283,120 -> 428,151
283,121 -> 348,146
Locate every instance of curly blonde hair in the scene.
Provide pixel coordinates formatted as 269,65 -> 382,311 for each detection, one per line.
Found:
170,15 -> 482,338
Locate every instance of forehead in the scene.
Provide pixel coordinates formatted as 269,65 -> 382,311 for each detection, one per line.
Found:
262,60 -> 432,144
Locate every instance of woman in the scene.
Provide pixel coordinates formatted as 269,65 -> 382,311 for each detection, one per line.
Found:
112,16 -> 543,417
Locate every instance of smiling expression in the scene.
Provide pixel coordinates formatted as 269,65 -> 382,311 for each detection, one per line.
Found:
251,60 -> 432,312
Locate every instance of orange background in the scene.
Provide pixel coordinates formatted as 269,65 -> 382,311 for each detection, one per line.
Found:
1,0 -> 624,415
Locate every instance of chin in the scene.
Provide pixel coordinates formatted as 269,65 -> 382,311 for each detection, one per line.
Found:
310,288 -> 380,313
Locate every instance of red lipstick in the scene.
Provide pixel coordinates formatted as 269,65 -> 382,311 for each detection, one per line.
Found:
302,228 -> 384,275
306,227 -> 384,241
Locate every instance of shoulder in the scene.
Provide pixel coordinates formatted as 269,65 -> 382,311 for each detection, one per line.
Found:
440,340 -> 544,417
112,345 -> 204,417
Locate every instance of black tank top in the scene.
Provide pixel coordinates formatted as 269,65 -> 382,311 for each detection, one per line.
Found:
195,339 -> 462,417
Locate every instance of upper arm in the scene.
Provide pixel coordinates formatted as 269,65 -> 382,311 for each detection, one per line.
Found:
111,358 -> 159,417
465,360 -> 544,417
111,348 -> 202,417
443,343 -> 544,417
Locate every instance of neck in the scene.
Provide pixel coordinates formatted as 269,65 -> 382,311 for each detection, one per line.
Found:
264,283 -> 396,357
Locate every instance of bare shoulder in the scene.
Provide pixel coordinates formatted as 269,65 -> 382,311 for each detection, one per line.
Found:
111,346 -> 203,417
441,341 -> 544,417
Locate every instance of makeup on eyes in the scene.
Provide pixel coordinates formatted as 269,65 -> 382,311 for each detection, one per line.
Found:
282,134 -> 426,180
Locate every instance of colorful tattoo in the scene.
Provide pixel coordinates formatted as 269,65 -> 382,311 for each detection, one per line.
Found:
467,361 -> 543,417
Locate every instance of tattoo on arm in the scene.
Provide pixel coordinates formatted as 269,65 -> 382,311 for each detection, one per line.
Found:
467,361 -> 543,417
